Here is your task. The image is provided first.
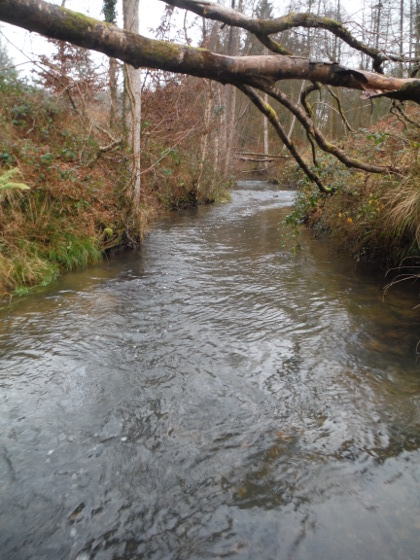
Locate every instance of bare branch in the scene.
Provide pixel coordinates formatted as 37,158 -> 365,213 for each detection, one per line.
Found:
237,84 -> 331,193
326,87 -> 356,133
267,84 -> 400,175
391,101 -> 420,130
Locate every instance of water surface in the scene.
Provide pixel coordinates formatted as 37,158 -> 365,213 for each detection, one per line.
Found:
1,181 -> 419,559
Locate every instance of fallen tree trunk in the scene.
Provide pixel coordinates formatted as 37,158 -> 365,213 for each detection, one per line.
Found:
0,0 -> 419,102
238,156 -> 276,162
235,151 -> 290,161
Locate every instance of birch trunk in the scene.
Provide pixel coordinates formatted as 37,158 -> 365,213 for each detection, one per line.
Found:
263,92 -> 269,168
123,0 -> 141,211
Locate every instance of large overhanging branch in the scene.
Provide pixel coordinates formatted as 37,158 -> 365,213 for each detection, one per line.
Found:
0,0 -> 419,103
238,81 -> 397,193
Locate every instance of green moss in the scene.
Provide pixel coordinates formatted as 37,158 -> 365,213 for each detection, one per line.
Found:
60,7 -> 100,35
262,101 -> 277,121
323,18 -> 341,27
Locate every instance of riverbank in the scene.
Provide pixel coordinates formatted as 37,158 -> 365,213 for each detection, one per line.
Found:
284,104 -> 420,269
2,67 -> 419,302
0,74 -> 127,301
0,71 -> 227,303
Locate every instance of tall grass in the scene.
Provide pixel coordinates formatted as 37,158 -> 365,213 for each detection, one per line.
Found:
0,240 -> 59,299
384,164 -> 420,254
48,235 -> 102,271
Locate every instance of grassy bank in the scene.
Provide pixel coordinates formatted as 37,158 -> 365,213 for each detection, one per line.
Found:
285,105 -> 420,268
0,68 -> 228,303
0,72 -> 132,301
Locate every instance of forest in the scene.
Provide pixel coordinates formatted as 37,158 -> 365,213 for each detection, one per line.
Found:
0,0 -> 420,299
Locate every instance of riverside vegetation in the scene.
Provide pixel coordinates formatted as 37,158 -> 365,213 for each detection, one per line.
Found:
0,60 -> 228,303
1,55 -> 420,302
284,103 -> 420,269
0,68 -> 129,301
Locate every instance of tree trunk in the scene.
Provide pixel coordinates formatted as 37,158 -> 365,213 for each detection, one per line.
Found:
109,56 -> 118,128
262,92 -> 269,168
285,80 -> 306,146
223,0 -> 241,179
123,0 -> 141,211
1,1 -> 418,102
196,80 -> 213,192
399,0 -> 404,77
102,1 -> 119,127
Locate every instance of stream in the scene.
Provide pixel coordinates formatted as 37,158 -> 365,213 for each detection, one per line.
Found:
1,180 -> 420,559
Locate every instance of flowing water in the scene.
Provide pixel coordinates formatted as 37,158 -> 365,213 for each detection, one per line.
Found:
1,181 -> 420,560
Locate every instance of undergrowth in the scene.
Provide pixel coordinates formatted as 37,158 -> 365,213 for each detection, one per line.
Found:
0,72 -> 127,302
0,68 -> 231,304
284,103 -> 420,268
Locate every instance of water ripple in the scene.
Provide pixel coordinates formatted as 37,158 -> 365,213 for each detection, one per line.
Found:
1,184 -> 420,559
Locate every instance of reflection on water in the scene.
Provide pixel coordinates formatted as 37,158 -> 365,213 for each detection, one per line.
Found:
1,180 -> 420,559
